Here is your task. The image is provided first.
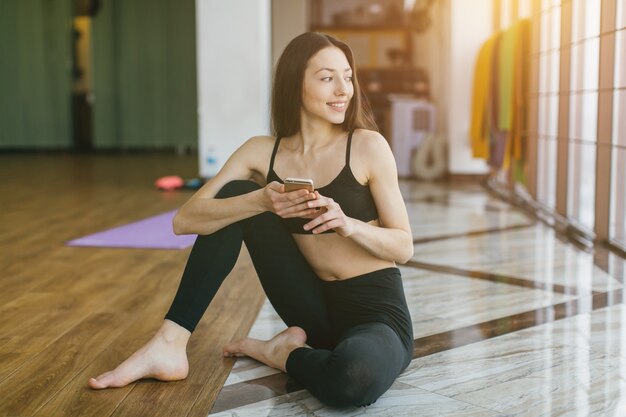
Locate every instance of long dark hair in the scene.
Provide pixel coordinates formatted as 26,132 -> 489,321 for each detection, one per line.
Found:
271,32 -> 378,139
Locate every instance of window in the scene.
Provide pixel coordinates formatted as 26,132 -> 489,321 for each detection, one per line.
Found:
536,2 -> 561,210
565,0 -> 600,232
610,2 -> 626,249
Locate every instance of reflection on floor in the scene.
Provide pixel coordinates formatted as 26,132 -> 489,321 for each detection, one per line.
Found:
209,180 -> 626,417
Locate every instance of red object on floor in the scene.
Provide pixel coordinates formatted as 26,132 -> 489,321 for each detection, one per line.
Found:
155,175 -> 184,191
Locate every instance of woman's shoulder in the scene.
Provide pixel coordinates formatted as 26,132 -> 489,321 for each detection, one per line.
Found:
244,135 -> 276,149
350,129 -> 394,183
231,135 -> 276,171
238,135 -> 276,157
351,129 -> 391,156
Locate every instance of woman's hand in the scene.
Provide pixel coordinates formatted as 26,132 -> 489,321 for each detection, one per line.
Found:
261,181 -> 318,218
302,191 -> 355,237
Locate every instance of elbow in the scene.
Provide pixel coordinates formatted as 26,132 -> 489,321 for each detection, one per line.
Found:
172,211 -> 187,235
397,235 -> 414,264
397,250 -> 413,265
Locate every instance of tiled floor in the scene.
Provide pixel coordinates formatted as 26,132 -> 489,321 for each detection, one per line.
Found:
209,180 -> 626,416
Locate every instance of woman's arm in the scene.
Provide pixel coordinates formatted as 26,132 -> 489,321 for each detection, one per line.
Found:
302,131 -> 414,263
342,220 -> 413,264
173,187 -> 265,236
174,137 -> 317,235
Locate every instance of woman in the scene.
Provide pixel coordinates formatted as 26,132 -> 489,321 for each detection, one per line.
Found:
89,32 -> 414,408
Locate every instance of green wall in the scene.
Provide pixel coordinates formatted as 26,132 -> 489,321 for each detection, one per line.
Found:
92,0 -> 198,149
0,0 -> 197,150
0,0 -> 73,149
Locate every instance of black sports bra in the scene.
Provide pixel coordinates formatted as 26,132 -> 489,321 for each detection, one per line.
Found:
266,130 -> 379,234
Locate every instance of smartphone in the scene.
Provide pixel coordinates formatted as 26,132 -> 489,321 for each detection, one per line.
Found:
284,177 -> 314,193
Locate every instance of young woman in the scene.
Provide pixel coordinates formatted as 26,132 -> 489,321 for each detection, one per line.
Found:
89,32 -> 414,408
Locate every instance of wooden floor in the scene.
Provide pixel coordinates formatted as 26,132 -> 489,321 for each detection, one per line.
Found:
0,153 -> 265,417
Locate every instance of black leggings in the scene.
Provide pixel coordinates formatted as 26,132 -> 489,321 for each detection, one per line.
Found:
165,180 -> 413,407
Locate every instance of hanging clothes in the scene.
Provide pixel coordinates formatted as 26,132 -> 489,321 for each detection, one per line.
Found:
470,35 -> 496,159
489,32 -> 508,169
511,19 -> 531,183
499,25 -> 517,170
469,18 -> 532,175
498,26 -> 516,132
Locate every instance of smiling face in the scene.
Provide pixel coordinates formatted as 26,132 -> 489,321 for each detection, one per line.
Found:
301,46 -> 354,126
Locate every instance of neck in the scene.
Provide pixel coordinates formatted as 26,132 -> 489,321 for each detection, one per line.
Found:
294,115 -> 344,154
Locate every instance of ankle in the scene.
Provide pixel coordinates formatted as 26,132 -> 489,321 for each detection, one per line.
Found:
283,342 -> 304,356
158,320 -> 191,346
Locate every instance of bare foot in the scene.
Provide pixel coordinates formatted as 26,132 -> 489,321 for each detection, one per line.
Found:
88,320 -> 191,389
222,327 -> 307,372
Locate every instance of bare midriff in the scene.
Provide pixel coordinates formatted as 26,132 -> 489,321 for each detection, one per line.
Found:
292,219 -> 396,281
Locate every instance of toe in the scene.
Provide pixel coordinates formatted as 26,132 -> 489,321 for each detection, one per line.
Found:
223,347 -> 239,358
88,376 -> 107,390
223,339 -> 251,358
223,341 -> 239,354
91,371 -> 121,389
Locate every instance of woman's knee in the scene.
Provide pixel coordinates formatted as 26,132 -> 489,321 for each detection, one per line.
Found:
326,356 -> 383,407
215,180 -> 261,199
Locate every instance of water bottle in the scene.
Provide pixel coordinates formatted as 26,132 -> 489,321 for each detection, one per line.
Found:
205,146 -> 219,177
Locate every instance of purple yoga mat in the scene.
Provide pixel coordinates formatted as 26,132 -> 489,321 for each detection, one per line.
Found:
66,210 -> 197,249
